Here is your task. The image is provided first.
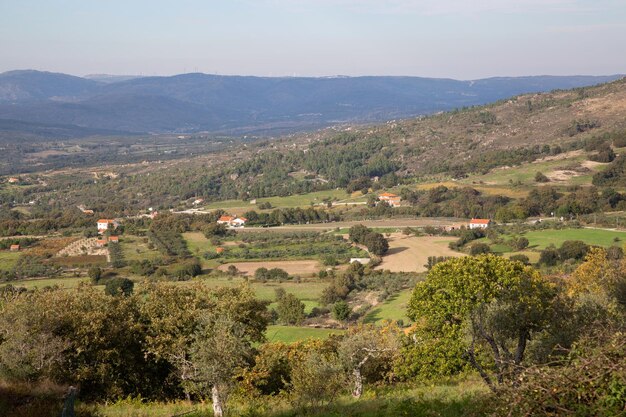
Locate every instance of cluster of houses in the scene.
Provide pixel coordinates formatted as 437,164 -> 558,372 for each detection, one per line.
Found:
96,235 -> 119,247
217,215 -> 247,228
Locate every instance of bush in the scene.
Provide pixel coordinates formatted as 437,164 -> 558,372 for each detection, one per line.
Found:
535,172 -> 550,183
104,277 -> 134,296
509,254 -> 530,265
332,300 -> 351,321
539,246 -> 560,266
558,240 -> 589,261
469,243 -> 491,256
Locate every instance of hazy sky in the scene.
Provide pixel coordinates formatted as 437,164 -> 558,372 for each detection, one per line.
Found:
1,0 -> 625,79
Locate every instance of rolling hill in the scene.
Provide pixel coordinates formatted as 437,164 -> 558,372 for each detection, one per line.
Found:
0,70 -> 622,136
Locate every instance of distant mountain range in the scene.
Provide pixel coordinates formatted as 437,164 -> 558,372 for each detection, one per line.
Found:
0,70 -> 623,137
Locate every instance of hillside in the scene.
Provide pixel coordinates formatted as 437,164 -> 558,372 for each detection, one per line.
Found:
0,70 -> 622,136
3,77 -> 626,212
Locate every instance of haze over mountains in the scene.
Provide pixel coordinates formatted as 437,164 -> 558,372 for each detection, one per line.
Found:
0,70 -> 622,137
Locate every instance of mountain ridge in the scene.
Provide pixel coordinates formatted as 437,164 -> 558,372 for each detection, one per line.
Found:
0,70 -> 623,136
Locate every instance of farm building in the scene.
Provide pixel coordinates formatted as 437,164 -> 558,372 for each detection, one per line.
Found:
350,258 -> 371,265
469,219 -> 491,229
217,215 -> 247,228
193,198 -> 204,205
97,219 -> 119,233
95,239 -> 107,248
7,177 -> 19,184
9,244 -> 20,251
108,236 -> 119,243
378,192 -> 401,207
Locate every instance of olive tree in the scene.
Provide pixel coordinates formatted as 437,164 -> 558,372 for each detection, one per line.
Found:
407,254 -> 556,390
338,323 -> 400,398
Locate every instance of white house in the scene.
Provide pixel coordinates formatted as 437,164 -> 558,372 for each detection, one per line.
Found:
97,219 -> 119,233
217,215 -> 247,228
469,218 -> 491,229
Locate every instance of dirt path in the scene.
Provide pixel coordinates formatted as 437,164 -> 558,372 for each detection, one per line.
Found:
239,218 -> 465,231
376,234 -> 464,273
217,260 -> 321,276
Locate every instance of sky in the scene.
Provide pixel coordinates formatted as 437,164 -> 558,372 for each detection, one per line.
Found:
1,0 -> 625,79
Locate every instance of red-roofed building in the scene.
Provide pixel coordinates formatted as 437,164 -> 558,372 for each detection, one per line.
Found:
378,192 -> 401,207
9,244 -> 20,251
108,236 -> 119,243
469,218 -> 491,229
97,219 -> 119,234
217,215 -> 247,228
95,239 -> 107,247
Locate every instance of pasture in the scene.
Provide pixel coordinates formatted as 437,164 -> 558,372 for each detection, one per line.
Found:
518,227 -> 626,249
266,325 -> 344,343
217,260 -> 321,277
0,250 -> 20,271
364,289 -> 412,324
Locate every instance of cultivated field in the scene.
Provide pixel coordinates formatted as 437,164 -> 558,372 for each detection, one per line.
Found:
377,234 -> 463,273
217,260 -> 321,276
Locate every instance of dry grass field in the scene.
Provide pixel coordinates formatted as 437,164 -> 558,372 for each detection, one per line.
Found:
376,234 -> 463,273
217,260 -> 322,276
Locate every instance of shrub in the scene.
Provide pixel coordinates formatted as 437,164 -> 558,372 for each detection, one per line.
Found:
332,300 -> 351,321
509,254 -> 530,265
104,277 -> 134,296
470,243 -> 491,256
535,172 -> 550,183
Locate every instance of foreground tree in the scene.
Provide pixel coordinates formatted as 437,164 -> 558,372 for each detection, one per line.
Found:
406,255 -> 556,390
190,286 -> 269,417
338,323 -> 400,398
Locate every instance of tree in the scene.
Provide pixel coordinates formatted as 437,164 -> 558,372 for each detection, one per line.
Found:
104,277 -> 134,296
338,323 -> 400,398
333,300 -> 351,321
190,286 -> 269,417
88,266 -> 102,284
407,255 -> 556,390
363,232 -> 389,256
348,224 -> 370,244
276,293 -> 306,325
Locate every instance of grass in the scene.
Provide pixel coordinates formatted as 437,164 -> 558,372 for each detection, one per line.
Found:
0,250 -> 21,271
266,325 -> 344,343
120,235 -> 161,262
78,377 -> 488,417
203,189 -> 359,210
364,290 -> 412,324
17,277 -> 91,290
197,276 -> 327,303
521,227 -> 626,249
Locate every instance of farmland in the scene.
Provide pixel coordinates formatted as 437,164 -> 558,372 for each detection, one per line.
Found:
266,325 -> 344,343
377,234 -> 462,273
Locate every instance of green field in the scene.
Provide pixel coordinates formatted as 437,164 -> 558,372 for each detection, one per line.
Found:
17,277 -> 92,290
266,325 -> 344,343
203,189 -> 364,210
120,235 -> 162,262
521,228 -> 626,249
197,276 -> 327,302
0,251 -> 20,271
364,290 -> 412,324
